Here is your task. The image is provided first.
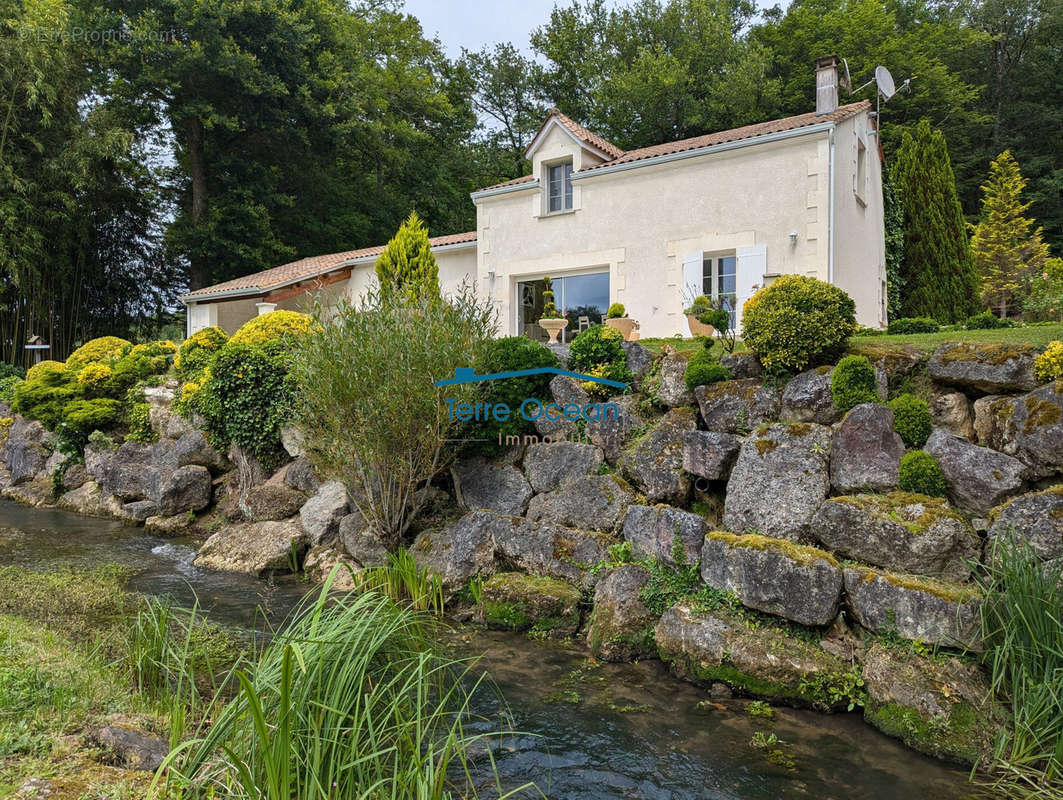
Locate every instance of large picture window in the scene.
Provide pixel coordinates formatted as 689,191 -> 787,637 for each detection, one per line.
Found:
546,161 -> 573,213
517,272 -> 609,343
703,254 -> 738,329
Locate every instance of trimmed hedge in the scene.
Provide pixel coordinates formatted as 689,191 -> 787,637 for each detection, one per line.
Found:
886,317 -> 939,334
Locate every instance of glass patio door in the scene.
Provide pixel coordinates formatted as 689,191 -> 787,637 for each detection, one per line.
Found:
517,272 -> 610,343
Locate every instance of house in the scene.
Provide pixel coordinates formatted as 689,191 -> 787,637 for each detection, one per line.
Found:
181,56 -> 886,341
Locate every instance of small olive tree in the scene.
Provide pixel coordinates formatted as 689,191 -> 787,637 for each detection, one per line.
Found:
290,286 -> 494,547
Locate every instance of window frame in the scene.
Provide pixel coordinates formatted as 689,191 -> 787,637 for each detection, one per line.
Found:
544,159 -> 574,215
701,252 -> 739,330
855,133 -> 868,207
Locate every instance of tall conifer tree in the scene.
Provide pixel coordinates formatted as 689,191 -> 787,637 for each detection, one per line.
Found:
374,212 -> 440,302
891,120 -> 979,322
970,150 -> 1050,318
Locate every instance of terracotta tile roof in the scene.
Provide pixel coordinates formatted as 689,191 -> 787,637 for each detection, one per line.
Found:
579,100 -> 871,172
545,108 -> 625,160
182,231 -> 476,300
474,101 -> 871,193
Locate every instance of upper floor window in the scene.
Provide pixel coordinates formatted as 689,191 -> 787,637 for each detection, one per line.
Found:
855,136 -> 868,205
547,161 -> 573,213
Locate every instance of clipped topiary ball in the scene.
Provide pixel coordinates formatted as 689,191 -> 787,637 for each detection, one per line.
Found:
898,450 -> 948,497
887,393 -> 933,447
741,275 -> 857,374
176,326 -> 229,378
831,355 -> 879,412
684,349 -> 732,390
66,336 -> 132,370
229,311 -> 314,347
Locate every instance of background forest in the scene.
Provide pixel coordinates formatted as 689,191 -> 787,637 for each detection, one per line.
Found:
2,0 -> 1059,361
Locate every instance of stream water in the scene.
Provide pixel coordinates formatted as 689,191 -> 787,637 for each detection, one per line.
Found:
0,499 -> 977,799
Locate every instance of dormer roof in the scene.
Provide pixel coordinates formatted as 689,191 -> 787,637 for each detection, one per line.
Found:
524,107 -> 625,162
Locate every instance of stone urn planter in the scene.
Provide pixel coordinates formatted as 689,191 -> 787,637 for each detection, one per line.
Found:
685,314 -> 715,338
539,317 -> 569,344
605,317 -> 639,341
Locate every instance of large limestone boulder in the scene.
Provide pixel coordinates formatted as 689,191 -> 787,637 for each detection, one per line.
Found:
535,376 -> 587,437
654,351 -> 694,407
245,483 -> 306,521
619,407 -> 696,503
700,532 -> 842,626
410,511 -> 498,593
780,366 -> 837,425
492,514 -> 607,590
972,394 -> 1018,453
152,465 -> 212,516
585,396 -> 643,464
338,511 -> 390,567
120,499 -> 158,522
142,385 -> 177,440
987,485 -> 1063,560
860,642 -> 999,765
586,564 -> 657,661
284,456 -> 320,494
525,474 -> 635,533
843,566 -> 981,650
194,519 -> 307,575
5,439 -> 47,486
1008,382 -> 1063,478
694,379 -> 779,434
523,441 -> 603,493
156,430 -> 227,473
303,546 -> 360,591
57,480 -> 122,518
655,602 -> 851,707
622,341 -> 654,384
812,494 -> 979,581
930,392 -> 975,441
298,480 -> 349,546
927,342 -> 1038,394
925,429 -> 1027,514
720,353 -> 763,379
681,430 -> 741,481
830,404 -> 903,494
451,456 -> 533,516
481,572 -> 581,638
621,504 -> 706,566
723,423 -> 831,542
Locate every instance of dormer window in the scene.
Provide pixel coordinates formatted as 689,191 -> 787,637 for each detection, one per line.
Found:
546,160 -> 573,213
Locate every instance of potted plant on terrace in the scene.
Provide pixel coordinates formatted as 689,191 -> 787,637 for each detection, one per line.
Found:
603,302 -> 639,341
538,277 -> 568,344
684,295 -> 716,337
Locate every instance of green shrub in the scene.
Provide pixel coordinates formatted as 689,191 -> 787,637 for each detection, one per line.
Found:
1034,341 -> 1063,383
886,317 -> 939,334
0,376 -> 20,404
13,366 -> 80,429
229,311 -> 314,347
65,336 -> 131,370
741,275 -> 857,374
126,402 -> 156,444
684,349 -> 732,390
606,303 -> 626,319
62,398 -> 123,438
568,324 -> 633,394
684,295 -> 712,316
290,287 -> 494,546
194,341 -> 296,469
469,337 -> 557,454
0,362 -> 24,381
104,352 -> 158,397
831,355 -> 879,412
897,451 -> 948,497
176,326 -> 229,379
887,393 -> 932,447
965,310 -> 1015,330
374,211 -> 440,302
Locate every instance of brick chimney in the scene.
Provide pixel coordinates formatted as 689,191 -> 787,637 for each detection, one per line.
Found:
815,55 -> 839,115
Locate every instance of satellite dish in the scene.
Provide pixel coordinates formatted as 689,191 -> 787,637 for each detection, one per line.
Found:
839,58 -> 852,93
875,66 -> 896,100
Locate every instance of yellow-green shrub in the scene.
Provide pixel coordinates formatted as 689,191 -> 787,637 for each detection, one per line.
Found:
66,336 -> 131,369
62,398 -> 123,439
229,311 -> 313,347
1033,341 -> 1063,383
76,363 -> 113,395
175,327 -> 228,378
13,366 -> 78,429
741,275 -> 857,374
25,360 -> 65,382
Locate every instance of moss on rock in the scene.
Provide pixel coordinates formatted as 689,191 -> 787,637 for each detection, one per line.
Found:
481,572 -> 581,638
706,530 -> 838,568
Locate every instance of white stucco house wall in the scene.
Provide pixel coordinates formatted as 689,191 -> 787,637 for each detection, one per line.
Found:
181,56 -> 886,340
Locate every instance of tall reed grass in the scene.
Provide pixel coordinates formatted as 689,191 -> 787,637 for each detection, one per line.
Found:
976,534 -> 1063,799
157,571 -> 534,799
356,547 -> 445,616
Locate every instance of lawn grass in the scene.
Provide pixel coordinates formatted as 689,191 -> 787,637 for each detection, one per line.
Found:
640,322 -> 1063,363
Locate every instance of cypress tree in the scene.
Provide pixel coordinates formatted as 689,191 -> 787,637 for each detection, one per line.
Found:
883,171 -> 905,321
891,120 -> 979,323
970,150 -> 1050,318
374,211 -> 440,301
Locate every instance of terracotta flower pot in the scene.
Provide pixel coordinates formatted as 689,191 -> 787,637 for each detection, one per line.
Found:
605,317 -> 638,341
686,314 -> 715,338
539,317 -> 569,344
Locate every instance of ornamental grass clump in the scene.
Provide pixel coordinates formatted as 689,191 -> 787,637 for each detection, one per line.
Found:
160,583 -> 528,799
290,285 -> 494,546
